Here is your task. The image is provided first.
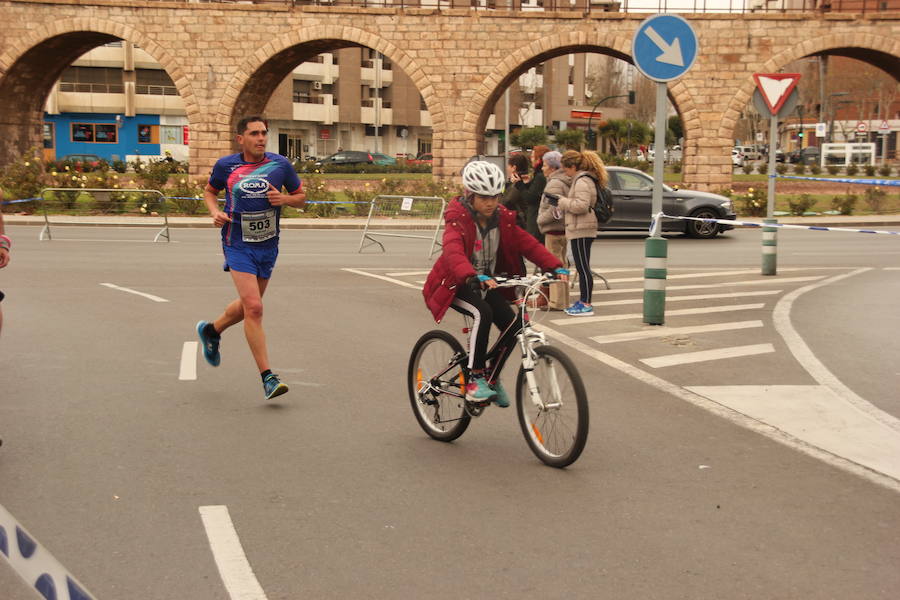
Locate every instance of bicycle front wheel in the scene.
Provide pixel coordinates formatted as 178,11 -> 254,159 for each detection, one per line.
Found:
408,330 -> 471,442
516,345 -> 589,468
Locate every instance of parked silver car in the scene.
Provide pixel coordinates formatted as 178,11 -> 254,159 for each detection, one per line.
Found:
601,167 -> 736,239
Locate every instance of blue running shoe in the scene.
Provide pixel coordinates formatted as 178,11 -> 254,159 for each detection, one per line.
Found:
263,373 -> 289,400
196,320 -> 221,366
565,301 -> 594,316
490,381 -> 510,408
466,377 -> 497,403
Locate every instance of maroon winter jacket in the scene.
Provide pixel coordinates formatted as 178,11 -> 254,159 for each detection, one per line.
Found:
422,197 -> 563,323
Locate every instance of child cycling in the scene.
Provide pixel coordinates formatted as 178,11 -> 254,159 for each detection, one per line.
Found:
422,161 -> 568,407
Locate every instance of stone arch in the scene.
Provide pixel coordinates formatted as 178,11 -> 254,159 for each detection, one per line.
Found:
718,33 -> 900,144
0,17 -> 199,165
217,26 -> 442,139
461,28 -> 697,174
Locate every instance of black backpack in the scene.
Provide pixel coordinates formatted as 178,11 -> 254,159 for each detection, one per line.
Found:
575,174 -> 614,224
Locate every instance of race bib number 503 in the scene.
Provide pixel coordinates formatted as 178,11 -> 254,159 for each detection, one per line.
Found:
240,209 -> 276,242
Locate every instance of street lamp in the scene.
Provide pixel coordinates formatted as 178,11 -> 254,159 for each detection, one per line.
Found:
827,91 -> 849,143
586,93 -> 632,151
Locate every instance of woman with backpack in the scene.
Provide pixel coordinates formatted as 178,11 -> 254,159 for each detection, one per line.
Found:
543,150 -> 609,316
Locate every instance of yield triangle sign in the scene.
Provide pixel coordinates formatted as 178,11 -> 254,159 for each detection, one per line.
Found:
753,73 -> 801,116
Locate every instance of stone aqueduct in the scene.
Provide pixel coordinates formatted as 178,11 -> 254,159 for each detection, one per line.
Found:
0,1 -> 898,190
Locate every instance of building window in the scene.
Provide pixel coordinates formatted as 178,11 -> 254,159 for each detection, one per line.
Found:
95,124 -> 117,143
364,125 -> 380,136
135,68 -> 178,96
160,125 -> 182,145
59,66 -> 124,94
138,124 -> 158,144
43,123 -> 55,149
72,123 -> 94,142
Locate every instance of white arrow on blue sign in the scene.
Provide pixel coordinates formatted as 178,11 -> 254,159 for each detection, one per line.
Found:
632,14 -> 699,82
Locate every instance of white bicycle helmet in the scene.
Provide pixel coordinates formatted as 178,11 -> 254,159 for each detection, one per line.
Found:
462,160 -> 505,197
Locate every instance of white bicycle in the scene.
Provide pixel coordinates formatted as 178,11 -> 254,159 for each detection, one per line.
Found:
408,274 -> 589,468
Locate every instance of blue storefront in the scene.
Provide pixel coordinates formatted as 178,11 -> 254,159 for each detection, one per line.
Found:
43,113 -> 162,162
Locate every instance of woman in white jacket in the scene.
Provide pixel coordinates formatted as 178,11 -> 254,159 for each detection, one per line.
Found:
544,150 -> 608,316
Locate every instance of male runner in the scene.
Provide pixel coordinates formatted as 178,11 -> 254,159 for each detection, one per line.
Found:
196,116 -> 306,400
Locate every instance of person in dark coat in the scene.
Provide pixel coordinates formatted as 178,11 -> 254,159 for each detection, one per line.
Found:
423,161 -> 566,407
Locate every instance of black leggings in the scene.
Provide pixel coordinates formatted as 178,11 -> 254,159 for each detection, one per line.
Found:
571,237 -> 594,303
451,284 -> 521,378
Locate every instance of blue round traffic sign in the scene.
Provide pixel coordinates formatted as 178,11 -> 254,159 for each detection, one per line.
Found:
632,14 -> 699,82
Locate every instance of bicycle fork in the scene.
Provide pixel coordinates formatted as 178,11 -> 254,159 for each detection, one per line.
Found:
518,328 -> 562,410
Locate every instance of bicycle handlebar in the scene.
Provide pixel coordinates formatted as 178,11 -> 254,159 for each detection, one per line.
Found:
493,273 -> 555,288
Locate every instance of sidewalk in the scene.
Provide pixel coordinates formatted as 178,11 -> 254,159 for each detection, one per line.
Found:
4,213 -> 900,230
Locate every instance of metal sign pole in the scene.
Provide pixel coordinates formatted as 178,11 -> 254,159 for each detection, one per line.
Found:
651,82 -> 667,220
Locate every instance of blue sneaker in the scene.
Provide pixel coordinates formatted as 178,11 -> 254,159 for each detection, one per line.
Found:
565,301 -> 594,316
490,381 -> 510,408
263,373 -> 289,400
196,320 -> 221,366
466,377 -> 497,403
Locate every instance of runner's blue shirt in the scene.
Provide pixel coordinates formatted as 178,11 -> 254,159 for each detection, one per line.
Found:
208,152 -> 302,247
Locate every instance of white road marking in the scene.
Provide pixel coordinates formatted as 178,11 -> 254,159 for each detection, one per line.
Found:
640,343 -> 775,368
549,303 -> 766,325
341,268 -> 422,290
199,505 -> 269,600
590,320 -> 764,344
685,385 -> 900,482
885,267 -> 900,271
772,267 -> 900,434
534,324 -> 900,492
386,270 -> 430,276
591,275 -> 826,296
600,289 -> 780,306
100,282 -> 169,302
179,342 -> 198,381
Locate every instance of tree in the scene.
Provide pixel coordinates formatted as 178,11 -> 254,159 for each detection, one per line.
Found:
598,119 -> 651,154
668,115 -> 684,145
510,126 -> 548,150
554,128 -> 585,150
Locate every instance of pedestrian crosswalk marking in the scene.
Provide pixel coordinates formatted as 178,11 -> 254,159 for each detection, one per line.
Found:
549,303 -> 766,326
640,343 -> 775,368
600,289 -> 780,307
591,275 -> 825,296
590,320 -> 764,344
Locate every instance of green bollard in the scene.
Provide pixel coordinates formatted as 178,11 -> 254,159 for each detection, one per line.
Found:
643,236 -> 668,325
762,218 -> 777,276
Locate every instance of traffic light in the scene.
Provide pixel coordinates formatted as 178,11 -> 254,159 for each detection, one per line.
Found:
628,90 -> 636,104
798,132 -> 804,139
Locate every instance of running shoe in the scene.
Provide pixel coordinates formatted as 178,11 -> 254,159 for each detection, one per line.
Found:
565,301 -> 594,316
196,320 -> 221,366
490,381 -> 510,408
466,377 -> 497,403
263,373 -> 289,400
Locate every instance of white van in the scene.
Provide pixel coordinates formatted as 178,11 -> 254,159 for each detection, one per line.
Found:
735,145 -> 762,161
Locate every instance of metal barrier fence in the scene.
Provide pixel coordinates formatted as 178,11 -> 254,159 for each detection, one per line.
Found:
358,195 -> 445,256
37,188 -> 170,242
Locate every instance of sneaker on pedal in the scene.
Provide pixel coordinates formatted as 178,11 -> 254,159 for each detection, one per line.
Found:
564,301 -> 594,316
196,320 -> 221,366
263,373 -> 289,400
490,381 -> 510,408
466,377 -> 497,403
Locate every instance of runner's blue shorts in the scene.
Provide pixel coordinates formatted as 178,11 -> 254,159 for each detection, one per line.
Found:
222,243 -> 278,279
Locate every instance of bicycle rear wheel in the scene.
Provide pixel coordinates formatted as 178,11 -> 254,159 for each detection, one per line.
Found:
408,330 -> 471,442
516,345 -> 589,468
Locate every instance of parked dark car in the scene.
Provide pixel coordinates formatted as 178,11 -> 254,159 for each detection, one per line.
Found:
601,167 -> 736,239
787,146 -> 820,165
315,151 -> 374,167
371,152 -> 397,166
61,153 -> 102,167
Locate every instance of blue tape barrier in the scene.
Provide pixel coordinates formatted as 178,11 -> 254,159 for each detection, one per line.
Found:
211,198 -> 369,205
1,198 -> 39,205
0,503 -> 98,599
775,175 -> 900,187
651,212 -> 899,236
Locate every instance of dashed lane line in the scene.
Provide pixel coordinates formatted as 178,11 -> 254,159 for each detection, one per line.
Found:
590,320 -> 764,344
341,268 -> 421,291
99,282 -> 169,303
549,303 -> 766,326
199,505 -> 269,600
640,343 -> 775,369
179,342 -> 198,381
